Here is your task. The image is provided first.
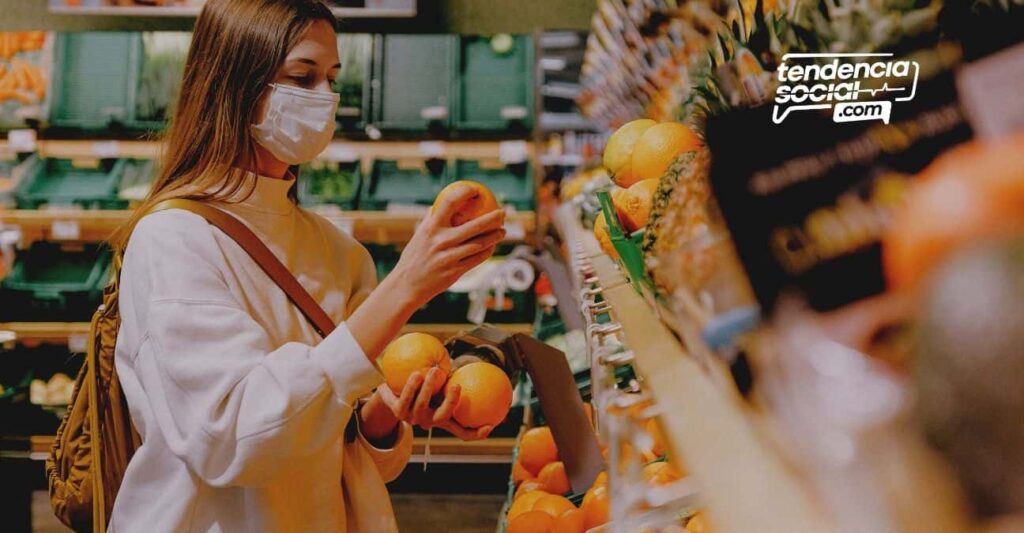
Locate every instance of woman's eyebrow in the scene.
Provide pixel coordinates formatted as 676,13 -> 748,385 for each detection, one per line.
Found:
288,57 -> 342,70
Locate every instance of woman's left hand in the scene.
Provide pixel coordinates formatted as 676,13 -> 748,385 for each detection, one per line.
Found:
371,367 -> 494,441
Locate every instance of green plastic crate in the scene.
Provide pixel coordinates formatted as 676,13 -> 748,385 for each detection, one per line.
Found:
360,158 -> 449,210
453,159 -> 534,211
453,35 -> 534,131
297,160 -> 362,209
370,34 -> 456,131
0,242 -> 111,322
50,32 -> 141,130
334,34 -> 373,131
15,157 -> 127,209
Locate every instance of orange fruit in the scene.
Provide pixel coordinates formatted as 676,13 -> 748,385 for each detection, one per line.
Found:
378,333 -> 451,395
512,460 -> 534,486
581,484 -> 610,529
631,122 -> 701,182
445,362 -> 512,428
644,419 -> 667,458
603,119 -> 657,187
615,178 -> 659,232
553,508 -> 585,533
507,510 -> 554,533
519,427 -> 560,476
432,180 -> 500,226
537,461 -> 571,495
514,480 -> 544,500
534,493 -> 576,518
642,461 -> 682,485
508,491 -> 548,522
686,512 -> 712,533
593,471 -> 608,488
593,214 -> 619,259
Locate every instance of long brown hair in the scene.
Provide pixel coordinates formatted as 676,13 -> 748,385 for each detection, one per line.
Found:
111,0 -> 336,250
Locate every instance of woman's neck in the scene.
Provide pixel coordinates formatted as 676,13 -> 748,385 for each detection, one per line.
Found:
252,144 -> 290,179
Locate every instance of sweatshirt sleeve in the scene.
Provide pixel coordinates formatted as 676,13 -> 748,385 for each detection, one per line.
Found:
121,210 -> 383,488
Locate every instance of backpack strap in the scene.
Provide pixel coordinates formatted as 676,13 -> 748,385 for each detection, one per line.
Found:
148,198 -> 337,338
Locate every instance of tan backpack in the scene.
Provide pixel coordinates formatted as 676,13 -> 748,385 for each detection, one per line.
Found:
46,198 -> 337,532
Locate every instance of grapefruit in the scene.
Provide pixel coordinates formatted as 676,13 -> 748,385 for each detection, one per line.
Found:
507,510 -> 554,533
603,119 -> 657,187
445,362 -> 512,428
553,508 -> 585,533
519,426 -> 559,476
631,122 -> 701,182
378,333 -> 451,395
537,461 -> 571,495
593,214 -> 619,259
581,484 -> 610,530
432,180 -> 500,226
508,491 -> 548,522
534,493 -> 575,518
615,178 -> 659,232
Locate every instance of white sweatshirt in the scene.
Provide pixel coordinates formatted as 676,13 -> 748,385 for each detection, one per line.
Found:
111,173 -> 412,532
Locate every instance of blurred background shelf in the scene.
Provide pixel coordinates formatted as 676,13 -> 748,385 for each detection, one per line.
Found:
0,322 -> 532,346
0,209 -> 536,245
45,4 -> 417,19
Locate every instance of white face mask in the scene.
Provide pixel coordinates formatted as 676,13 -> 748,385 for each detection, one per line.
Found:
252,83 -> 340,165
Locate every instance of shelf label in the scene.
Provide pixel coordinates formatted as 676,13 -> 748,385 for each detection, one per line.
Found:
320,144 -> 359,163
500,106 -> 529,120
330,217 -> 355,236
504,220 -> 526,241
92,141 -> 120,159
418,141 -> 446,158
68,334 -> 88,354
51,220 -> 81,241
420,106 -> 449,120
8,129 -> 37,153
499,141 -> 529,164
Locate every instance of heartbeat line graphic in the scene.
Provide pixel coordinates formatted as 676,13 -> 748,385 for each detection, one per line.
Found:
858,83 -> 906,97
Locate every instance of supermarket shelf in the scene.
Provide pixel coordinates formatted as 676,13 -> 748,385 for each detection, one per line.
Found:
0,209 -> 536,245
46,5 -> 416,18
6,435 -> 512,463
8,140 -> 536,164
558,205 -> 830,533
0,322 -> 532,346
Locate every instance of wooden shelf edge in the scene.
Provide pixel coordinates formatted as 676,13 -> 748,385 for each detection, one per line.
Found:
46,5 -> 416,18
0,322 -> 532,345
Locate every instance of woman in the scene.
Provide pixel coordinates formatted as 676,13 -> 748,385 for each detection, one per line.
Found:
109,1 -> 506,531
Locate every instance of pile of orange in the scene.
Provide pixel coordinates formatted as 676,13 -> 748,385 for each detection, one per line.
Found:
506,425 -> 611,533
602,119 -> 701,188
378,334 -> 512,430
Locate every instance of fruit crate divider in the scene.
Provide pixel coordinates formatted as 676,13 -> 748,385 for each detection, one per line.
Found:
596,190 -> 654,293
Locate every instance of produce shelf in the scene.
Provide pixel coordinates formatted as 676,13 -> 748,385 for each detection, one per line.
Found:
0,209 -> 535,245
0,322 -> 533,346
45,5 -> 416,18
6,435 -> 512,463
554,204 -> 828,533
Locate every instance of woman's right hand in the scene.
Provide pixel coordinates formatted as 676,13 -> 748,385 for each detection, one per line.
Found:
388,186 -> 507,308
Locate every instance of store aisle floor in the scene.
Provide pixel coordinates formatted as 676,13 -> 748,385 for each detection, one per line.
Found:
32,491 -> 503,532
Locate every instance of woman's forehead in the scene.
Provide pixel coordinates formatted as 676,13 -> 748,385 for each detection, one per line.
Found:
285,20 -> 339,65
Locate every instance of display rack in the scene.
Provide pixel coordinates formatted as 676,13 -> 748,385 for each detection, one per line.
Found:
0,208 -> 536,246
45,3 -> 417,18
554,203 -> 830,533
0,322 -> 533,346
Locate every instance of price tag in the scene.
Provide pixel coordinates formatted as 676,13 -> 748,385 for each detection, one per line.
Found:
330,217 -> 355,236
92,141 -> 120,159
320,144 -> 359,162
68,334 -> 88,354
420,106 -> 449,120
418,141 -> 446,158
504,220 -> 526,241
8,129 -> 37,153
499,141 -> 529,164
51,220 -> 81,241
957,41 -> 1024,138
500,106 -> 529,120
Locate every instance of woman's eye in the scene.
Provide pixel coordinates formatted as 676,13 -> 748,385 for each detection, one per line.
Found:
289,75 -> 313,87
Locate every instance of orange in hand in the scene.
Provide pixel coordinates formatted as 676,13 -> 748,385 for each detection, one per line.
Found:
378,333 -> 451,395
445,362 -> 512,428
432,180 -> 500,226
